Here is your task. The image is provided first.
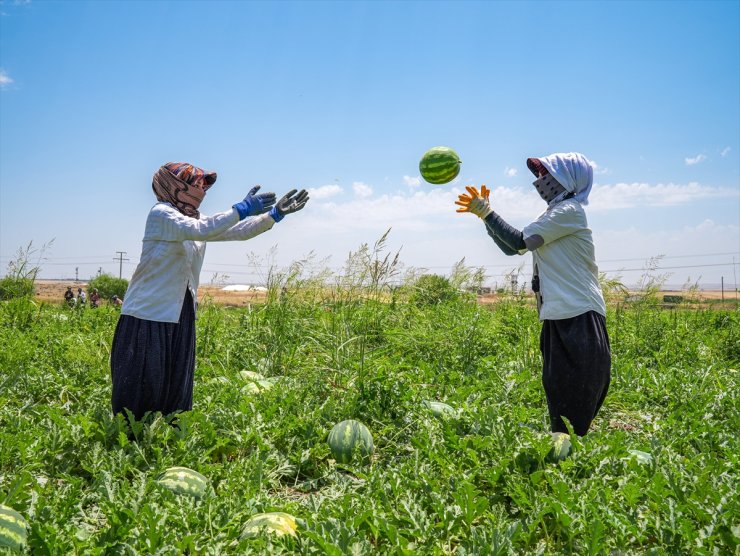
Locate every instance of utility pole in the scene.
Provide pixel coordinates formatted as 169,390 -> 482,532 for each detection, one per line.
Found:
114,251 -> 129,280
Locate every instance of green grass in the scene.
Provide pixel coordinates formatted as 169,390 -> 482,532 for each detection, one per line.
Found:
0,291 -> 737,554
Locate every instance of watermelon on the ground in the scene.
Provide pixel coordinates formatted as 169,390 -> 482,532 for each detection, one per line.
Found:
156,466 -> 208,498
241,512 -> 298,538
241,375 -> 279,394
327,419 -> 374,464
0,504 -> 28,551
548,432 -> 572,462
239,370 -> 264,381
422,400 -> 459,419
419,146 -> 462,184
627,449 -> 653,465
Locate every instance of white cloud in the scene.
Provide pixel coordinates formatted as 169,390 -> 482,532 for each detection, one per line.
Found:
589,181 -> 738,210
295,184 -> 548,240
591,161 -> 608,175
685,153 -> 707,166
205,184 -> 738,288
504,167 -> 518,177
720,147 -> 731,157
308,184 -> 343,199
0,69 -> 13,89
353,181 -> 373,198
403,175 -> 422,188
300,180 -> 739,238
301,188 -> 464,233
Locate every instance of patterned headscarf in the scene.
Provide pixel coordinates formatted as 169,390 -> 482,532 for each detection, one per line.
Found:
526,157 -> 549,178
152,162 -> 217,218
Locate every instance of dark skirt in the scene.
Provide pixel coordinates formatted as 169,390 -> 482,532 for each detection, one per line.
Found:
540,310 -> 611,436
110,290 -> 196,420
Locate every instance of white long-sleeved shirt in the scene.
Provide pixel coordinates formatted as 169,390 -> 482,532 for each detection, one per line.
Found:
121,202 -> 275,322
522,199 -> 606,321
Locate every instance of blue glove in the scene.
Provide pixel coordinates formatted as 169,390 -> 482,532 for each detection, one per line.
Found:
233,186 -> 277,220
269,189 -> 309,223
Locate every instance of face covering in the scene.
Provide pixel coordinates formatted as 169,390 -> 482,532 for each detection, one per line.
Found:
533,173 -> 568,204
529,153 -> 594,205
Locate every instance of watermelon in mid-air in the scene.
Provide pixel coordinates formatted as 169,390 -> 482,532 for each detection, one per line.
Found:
0,504 -> 27,551
156,467 -> 208,498
327,419 -> 374,464
419,146 -> 461,184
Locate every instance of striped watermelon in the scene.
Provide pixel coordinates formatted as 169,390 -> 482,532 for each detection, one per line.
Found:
0,504 -> 27,551
548,432 -> 572,462
156,466 -> 208,498
327,419 -> 374,464
242,378 -> 278,394
422,400 -> 459,419
419,146 -> 461,184
241,512 -> 298,538
239,370 -> 265,381
627,449 -> 653,465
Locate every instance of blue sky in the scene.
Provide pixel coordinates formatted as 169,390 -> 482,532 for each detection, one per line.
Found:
1,0 -> 739,289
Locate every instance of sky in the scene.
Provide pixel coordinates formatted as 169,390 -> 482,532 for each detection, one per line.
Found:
1,0 -> 739,290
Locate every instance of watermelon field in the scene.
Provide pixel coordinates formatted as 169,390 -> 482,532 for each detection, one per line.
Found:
0,256 -> 738,554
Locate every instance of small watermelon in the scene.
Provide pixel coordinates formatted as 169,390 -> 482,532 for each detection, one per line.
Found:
422,400 -> 459,419
156,466 -> 208,498
419,146 -> 461,184
548,432 -> 572,462
241,512 -> 298,539
0,504 -> 28,551
241,376 -> 278,394
627,449 -> 653,465
239,370 -> 264,381
327,419 -> 374,464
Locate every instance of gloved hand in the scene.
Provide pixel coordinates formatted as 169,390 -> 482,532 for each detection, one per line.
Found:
269,189 -> 309,222
455,185 -> 493,218
233,186 -> 277,220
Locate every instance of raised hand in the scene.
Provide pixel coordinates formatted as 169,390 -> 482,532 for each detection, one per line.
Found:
455,185 -> 493,218
270,189 -> 309,222
233,185 -> 277,220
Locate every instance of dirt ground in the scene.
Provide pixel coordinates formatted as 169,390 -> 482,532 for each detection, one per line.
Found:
35,280 -> 268,307
33,280 -> 734,308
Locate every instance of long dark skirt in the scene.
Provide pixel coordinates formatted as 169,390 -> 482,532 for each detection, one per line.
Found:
110,290 -> 196,421
540,310 -> 611,436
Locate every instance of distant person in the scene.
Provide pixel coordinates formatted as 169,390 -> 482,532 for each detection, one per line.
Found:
77,287 -> 87,306
456,152 -> 610,436
64,286 -> 75,307
111,295 -> 123,306
90,288 -> 100,308
110,161 -> 309,423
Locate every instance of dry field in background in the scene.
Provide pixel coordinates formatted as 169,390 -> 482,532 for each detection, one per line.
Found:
32,280 -> 734,308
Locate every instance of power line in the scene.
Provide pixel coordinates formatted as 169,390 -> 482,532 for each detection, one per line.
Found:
200,261 -> 738,277
3,250 -> 738,266
16,258 -> 738,273
600,262 -> 738,272
598,251 -> 740,263
114,251 -> 129,280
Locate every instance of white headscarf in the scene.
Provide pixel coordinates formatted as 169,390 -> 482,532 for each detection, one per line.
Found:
538,152 -> 594,205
